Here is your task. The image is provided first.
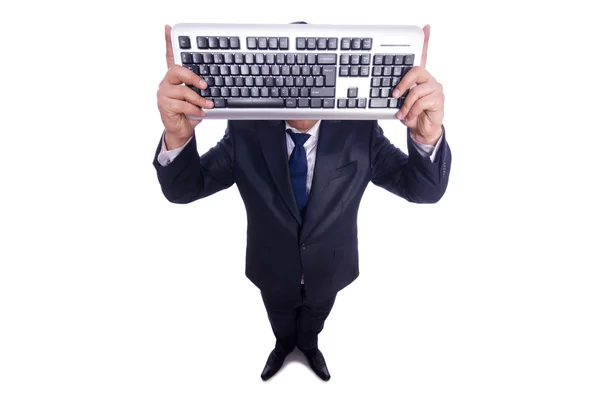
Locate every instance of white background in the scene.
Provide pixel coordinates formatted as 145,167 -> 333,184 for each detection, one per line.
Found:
1,0 -> 599,396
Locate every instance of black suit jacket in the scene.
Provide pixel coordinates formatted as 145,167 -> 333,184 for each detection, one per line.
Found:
153,120 -> 451,302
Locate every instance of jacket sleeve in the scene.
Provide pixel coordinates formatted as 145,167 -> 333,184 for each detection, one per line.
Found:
152,122 -> 235,204
370,121 -> 451,203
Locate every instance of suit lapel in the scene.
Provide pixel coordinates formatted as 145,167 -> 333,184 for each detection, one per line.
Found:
257,120 -> 302,225
301,120 -> 348,241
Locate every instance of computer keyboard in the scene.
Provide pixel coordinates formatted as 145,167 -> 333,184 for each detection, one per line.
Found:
171,23 -> 424,120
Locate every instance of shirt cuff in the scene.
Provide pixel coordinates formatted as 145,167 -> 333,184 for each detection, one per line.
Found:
409,129 -> 444,163
156,131 -> 193,167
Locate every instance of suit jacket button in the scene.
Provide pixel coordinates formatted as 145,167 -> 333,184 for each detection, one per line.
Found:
301,244 -> 306,250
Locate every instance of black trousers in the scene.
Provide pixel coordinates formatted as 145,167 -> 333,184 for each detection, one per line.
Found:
261,285 -> 337,354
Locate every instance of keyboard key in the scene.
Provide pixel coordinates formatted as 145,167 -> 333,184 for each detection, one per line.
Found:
306,38 -> 317,50
296,37 -> 306,50
224,53 -> 234,64
383,66 -> 392,76
255,53 -> 265,64
219,37 -> 229,49
347,98 -> 357,108
298,98 -> 310,107
251,87 -> 260,97
317,54 -> 337,64
351,38 -> 361,50
181,53 -> 193,64
258,37 -> 268,49
286,53 -> 295,64
384,55 -> 394,65
311,98 -> 323,108
192,53 -> 203,63
339,66 -> 349,77
251,66 -> 260,76
225,76 -> 235,86
361,54 -> 371,65
276,53 -> 285,64
393,67 -> 403,76
389,98 -> 399,108
315,76 -> 325,86
184,64 -> 199,74
279,37 -> 289,49
372,66 -> 382,76
404,54 -> 415,65
350,66 -> 359,76
240,65 -> 250,75
381,77 -> 392,87
213,98 -> 226,107
295,76 -> 304,86
271,65 -> 281,75
323,98 -> 334,108
220,65 -> 230,75
311,65 -> 321,75
214,76 -> 224,86
351,55 -> 360,65
300,88 -> 310,97
247,37 -> 257,49
341,38 -> 351,50
213,54 -> 224,64
360,67 -> 369,77
179,36 -> 191,49
245,53 -> 254,64
280,87 -> 289,97
261,87 -> 269,97
370,88 -> 379,98
305,54 -> 315,65
261,65 -> 270,75
380,88 -> 391,97
305,76 -> 314,87
373,54 -> 384,65
229,37 -> 240,49
371,77 -> 381,87
317,38 -> 327,50
340,55 -> 350,65
394,55 -> 404,65
210,87 -> 220,97
328,38 -> 338,50
357,98 -> 367,108
228,98 -> 285,108
245,76 -> 254,86
281,65 -> 291,75
255,76 -> 264,86
310,87 -> 335,97
241,87 -> 250,97
197,36 -> 208,49
208,37 -> 219,49
286,98 -> 297,107
230,87 -> 240,97
322,66 -> 336,86
369,98 -> 388,108
268,37 -> 278,49
221,87 -> 230,96
234,53 -> 244,64
362,38 -> 372,50
235,77 -> 244,86
302,65 -> 311,76
347,87 -> 358,98
337,98 -> 347,108
266,54 -> 275,64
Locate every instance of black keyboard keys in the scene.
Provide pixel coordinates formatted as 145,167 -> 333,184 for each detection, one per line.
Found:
178,36 -> 191,49
227,98 -> 285,108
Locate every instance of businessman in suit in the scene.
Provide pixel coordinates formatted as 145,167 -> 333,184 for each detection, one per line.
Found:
154,24 -> 450,381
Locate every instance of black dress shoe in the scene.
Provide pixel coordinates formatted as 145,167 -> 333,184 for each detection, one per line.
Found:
260,349 -> 289,381
300,348 -> 331,381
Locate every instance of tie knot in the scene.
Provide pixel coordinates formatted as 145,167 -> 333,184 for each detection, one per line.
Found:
286,129 -> 311,146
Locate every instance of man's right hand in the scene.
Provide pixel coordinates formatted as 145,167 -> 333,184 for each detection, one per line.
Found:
157,25 -> 215,150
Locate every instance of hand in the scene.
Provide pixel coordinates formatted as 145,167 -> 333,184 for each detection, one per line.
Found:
392,25 -> 444,145
157,25 -> 215,149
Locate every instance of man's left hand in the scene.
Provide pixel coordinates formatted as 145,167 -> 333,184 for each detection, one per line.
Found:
392,25 -> 444,145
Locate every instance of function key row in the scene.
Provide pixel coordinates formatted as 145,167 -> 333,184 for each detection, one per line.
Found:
341,37 -> 372,50
247,37 -> 289,50
296,37 -> 338,50
178,36 -> 241,50
181,52 -> 336,65
373,53 -> 414,65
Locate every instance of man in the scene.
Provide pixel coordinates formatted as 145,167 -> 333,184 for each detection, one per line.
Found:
154,23 -> 450,381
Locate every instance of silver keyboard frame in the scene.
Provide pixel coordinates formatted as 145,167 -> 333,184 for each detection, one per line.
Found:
171,23 -> 424,120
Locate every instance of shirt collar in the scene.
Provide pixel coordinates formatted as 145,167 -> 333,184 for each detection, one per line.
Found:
285,120 -> 322,141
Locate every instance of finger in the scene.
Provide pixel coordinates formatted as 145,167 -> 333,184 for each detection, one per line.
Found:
162,84 -> 215,109
421,24 -> 430,69
165,98 -> 207,118
163,65 -> 208,88
391,66 -> 431,98
402,93 -> 438,121
165,25 -> 175,69
397,82 -> 437,119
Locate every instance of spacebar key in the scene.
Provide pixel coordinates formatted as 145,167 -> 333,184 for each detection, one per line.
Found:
227,98 -> 285,108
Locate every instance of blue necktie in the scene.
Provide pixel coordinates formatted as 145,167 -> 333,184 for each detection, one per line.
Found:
286,129 -> 311,212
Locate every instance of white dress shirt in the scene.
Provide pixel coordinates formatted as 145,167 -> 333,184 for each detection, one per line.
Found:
157,123 -> 443,284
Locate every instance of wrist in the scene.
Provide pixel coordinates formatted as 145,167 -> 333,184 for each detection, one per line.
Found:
164,130 -> 192,150
410,126 -> 443,145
